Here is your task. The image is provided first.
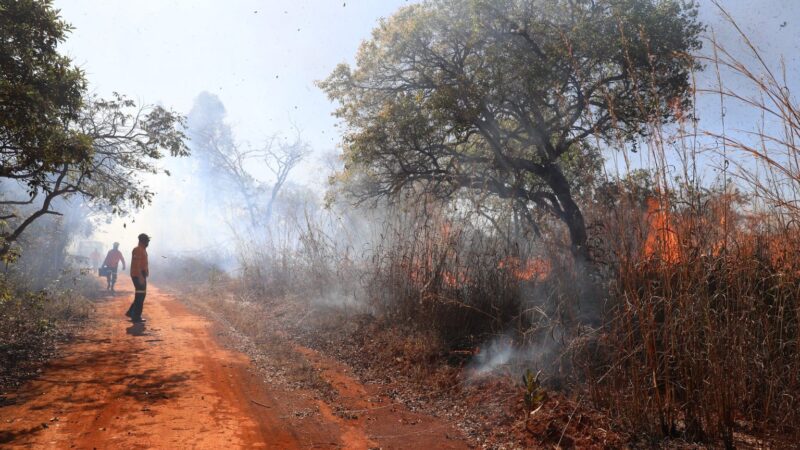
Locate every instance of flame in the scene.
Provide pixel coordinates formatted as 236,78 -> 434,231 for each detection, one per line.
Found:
401,217 -> 552,288
442,268 -> 470,287
498,257 -> 551,282
403,256 -> 548,289
643,197 -> 681,263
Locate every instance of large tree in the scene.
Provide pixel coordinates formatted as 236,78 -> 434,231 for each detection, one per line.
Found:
187,92 -> 308,230
0,0 -> 87,191
0,0 -> 188,258
320,0 -> 703,258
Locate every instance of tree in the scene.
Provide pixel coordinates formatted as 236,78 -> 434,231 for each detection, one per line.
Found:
0,0 -> 88,193
262,136 -> 308,224
0,1 -> 189,258
187,92 -> 262,228
320,0 -> 703,258
187,92 -> 308,230
0,93 -> 188,258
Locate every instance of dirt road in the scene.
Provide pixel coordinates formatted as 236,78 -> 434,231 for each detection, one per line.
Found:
0,278 -> 469,449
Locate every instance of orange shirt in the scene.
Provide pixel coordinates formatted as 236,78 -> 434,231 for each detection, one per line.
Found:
103,249 -> 125,269
130,245 -> 149,279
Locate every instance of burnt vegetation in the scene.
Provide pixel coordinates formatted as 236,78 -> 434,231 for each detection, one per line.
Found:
3,0 -> 800,448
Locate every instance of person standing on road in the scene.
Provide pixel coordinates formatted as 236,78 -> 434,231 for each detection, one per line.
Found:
102,242 -> 126,293
125,233 -> 150,323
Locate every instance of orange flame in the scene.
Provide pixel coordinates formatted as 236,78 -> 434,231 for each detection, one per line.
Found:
643,197 -> 681,263
498,257 -> 551,282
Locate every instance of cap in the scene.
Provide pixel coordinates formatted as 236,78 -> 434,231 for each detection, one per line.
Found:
137,233 -> 151,242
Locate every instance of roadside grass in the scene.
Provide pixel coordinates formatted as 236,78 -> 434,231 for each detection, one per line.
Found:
162,251 -> 623,448
160,261 -> 337,400
0,271 -> 94,392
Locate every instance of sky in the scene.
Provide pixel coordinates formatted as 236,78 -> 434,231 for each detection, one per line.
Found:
56,0 -> 412,188
51,0 -> 799,251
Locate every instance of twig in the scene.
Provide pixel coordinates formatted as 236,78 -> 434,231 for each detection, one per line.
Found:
250,399 -> 272,409
557,395 -> 583,448
336,403 -> 393,415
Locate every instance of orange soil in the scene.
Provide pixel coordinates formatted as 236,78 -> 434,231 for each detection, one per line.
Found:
0,278 -> 469,449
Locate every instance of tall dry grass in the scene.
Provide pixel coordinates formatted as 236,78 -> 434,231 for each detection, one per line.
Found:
192,5 -> 800,447
365,200 -> 574,351
581,8 -> 800,446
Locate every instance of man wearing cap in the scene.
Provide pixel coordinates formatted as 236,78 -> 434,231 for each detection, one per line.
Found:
126,233 -> 150,323
102,242 -> 126,293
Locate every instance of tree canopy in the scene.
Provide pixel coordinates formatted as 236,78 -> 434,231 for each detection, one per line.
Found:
186,92 -> 308,230
321,0 -> 703,257
0,0 -> 88,190
0,0 -> 189,258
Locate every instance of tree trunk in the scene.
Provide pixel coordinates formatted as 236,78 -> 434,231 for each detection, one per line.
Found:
542,164 -> 590,261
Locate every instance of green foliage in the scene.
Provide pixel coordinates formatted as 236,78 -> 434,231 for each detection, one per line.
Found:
74,93 -> 189,214
0,0 -> 90,190
594,168 -> 659,208
0,1 -> 189,256
522,368 -> 545,411
321,0 -> 703,253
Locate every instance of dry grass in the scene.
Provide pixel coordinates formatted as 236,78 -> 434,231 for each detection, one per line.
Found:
576,7 -> 800,445
0,272 -> 93,391
169,6 -> 800,447
583,191 -> 800,447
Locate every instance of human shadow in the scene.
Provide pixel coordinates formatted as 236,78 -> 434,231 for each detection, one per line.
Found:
36,369 -> 198,413
126,322 -> 146,336
120,370 -> 193,403
0,423 -> 48,445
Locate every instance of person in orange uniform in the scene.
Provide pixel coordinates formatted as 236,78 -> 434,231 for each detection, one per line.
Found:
102,242 -> 126,293
125,233 -> 150,323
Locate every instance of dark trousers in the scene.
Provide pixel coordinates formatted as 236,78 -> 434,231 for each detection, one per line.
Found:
105,268 -> 118,288
127,277 -> 147,319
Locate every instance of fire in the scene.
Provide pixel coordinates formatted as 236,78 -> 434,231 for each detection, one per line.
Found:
498,257 -> 551,282
403,256 -> 550,289
442,268 -> 469,287
643,197 -> 681,263
401,217 -> 552,288
403,261 -> 470,289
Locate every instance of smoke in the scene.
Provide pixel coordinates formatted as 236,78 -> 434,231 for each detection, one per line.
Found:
92,92 -> 322,274
465,332 -> 563,382
467,336 -> 515,378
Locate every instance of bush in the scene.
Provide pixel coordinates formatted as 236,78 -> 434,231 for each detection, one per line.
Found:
0,272 -> 92,388
580,190 -> 800,446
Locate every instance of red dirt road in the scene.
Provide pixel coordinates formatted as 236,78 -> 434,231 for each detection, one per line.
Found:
0,279 -> 469,449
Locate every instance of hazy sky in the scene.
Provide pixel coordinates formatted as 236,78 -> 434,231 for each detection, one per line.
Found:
56,0 -> 412,188
55,0 -> 799,163
54,0 -> 799,174
52,0 -> 799,249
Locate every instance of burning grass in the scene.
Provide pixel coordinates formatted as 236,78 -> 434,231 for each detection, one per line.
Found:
162,6 -> 800,446
365,203 -> 588,359
576,12 -> 800,444
583,191 -> 800,447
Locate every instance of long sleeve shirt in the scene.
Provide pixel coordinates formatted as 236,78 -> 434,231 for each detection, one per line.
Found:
130,245 -> 149,279
103,249 -> 126,270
